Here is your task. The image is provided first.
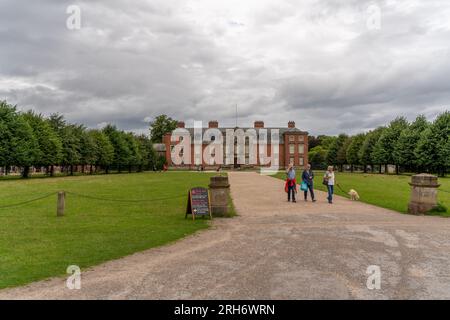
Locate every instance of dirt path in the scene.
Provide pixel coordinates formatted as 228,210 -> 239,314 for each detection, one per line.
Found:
1,172 -> 450,299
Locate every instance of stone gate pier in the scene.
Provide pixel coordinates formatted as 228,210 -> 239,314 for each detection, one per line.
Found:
209,176 -> 230,216
408,174 -> 440,215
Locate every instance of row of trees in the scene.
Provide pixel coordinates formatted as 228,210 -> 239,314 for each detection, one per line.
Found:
308,111 -> 450,176
0,101 -> 165,178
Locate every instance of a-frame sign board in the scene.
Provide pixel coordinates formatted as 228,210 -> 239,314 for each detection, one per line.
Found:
186,187 -> 212,220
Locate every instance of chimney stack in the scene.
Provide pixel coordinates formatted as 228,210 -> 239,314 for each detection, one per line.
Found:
208,120 -> 219,128
288,121 -> 296,128
177,121 -> 185,128
254,121 -> 264,128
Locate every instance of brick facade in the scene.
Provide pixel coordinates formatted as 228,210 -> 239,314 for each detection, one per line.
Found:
164,121 -> 308,170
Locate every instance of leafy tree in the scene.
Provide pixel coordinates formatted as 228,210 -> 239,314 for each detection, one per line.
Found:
346,133 -> 366,171
48,113 -> 78,175
308,136 -> 321,150
23,111 -> 63,175
63,124 -> 83,175
372,117 -> 409,174
393,115 -> 429,172
0,103 -> 39,178
410,114 -> 429,132
79,129 -> 97,173
0,104 -> 169,178
0,101 -> 17,172
309,146 -> 327,169
337,136 -> 352,170
13,115 -> 40,178
414,128 -> 436,173
48,113 -> 67,138
103,125 -> 132,172
432,111 -> 450,176
155,154 -> 167,171
89,130 -> 114,173
137,134 -> 158,171
307,135 -> 336,169
415,111 -> 450,176
326,134 -> 348,171
359,127 -> 384,173
124,133 -> 142,172
149,115 -> 177,143
317,135 -> 337,149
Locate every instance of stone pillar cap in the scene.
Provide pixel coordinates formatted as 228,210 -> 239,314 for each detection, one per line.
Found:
209,176 -> 230,188
409,174 -> 440,187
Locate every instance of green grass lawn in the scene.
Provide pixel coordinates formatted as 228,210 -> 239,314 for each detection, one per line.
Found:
0,172 -> 217,289
273,171 -> 450,216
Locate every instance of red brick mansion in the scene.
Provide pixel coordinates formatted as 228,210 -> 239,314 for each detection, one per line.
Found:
163,120 -> 308,170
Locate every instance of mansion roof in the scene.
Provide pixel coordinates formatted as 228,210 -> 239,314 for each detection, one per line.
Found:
173,127 -> 308,144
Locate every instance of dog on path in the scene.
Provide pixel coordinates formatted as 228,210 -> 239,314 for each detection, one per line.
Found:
348,189 -> 360,201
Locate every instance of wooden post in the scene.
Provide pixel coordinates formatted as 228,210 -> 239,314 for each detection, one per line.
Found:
57,191 -> 65,217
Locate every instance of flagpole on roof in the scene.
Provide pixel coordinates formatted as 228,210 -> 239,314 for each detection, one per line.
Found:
235,103 -> 238,128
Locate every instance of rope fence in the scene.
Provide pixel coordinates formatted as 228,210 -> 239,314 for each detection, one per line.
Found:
0,192 -> 55,209
0,190 -> 188,215
65,191 -> 186,203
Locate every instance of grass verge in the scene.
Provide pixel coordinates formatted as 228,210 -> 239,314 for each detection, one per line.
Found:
0,172 -> 218,289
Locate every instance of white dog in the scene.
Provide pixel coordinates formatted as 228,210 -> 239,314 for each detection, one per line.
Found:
348,189 -> 360,201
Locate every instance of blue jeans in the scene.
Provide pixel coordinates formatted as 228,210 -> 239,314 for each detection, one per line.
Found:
303,182 -> 315,200
288,185 -> 296,202
327,185 -> 334,203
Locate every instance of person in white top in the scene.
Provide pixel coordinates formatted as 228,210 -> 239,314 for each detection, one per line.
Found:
324,166 -> 335,204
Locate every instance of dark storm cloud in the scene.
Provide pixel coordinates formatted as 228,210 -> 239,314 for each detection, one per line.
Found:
1,0 -> 449,135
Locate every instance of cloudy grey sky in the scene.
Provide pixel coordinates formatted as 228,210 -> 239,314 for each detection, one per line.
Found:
1,0 -> 449,135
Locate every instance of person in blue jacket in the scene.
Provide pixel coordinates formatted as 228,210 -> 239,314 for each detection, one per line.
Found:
301,164 -> 316,202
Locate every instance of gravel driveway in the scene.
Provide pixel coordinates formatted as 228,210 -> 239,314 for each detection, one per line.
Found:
1,172 -> 450,299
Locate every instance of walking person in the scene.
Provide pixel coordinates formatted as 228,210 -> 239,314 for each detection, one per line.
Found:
301,164 -> 316,202
285,164 -> 297,203
323,166 -> 335,204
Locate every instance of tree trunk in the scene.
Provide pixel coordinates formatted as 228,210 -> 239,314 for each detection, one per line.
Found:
384,164 -> 388,174
118,165 -> 122,173
128,165 -> 132,173
350,165 -> 354,173
395,165 -> 399,175
90,165 -> 93,175
22,166 -> 30,179
70,165 -> 74,176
